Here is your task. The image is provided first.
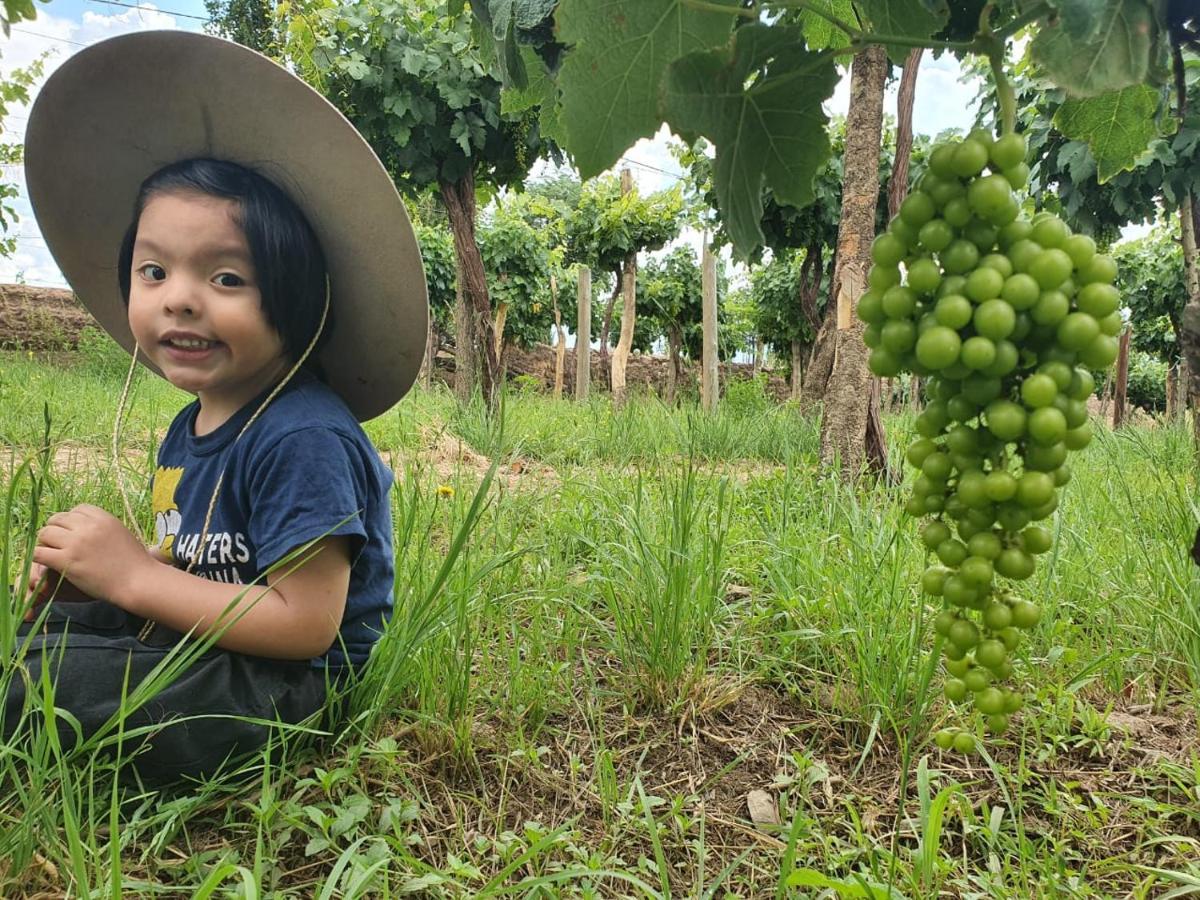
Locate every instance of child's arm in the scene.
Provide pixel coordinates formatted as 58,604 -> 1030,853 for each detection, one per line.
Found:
32,504 -> 350,660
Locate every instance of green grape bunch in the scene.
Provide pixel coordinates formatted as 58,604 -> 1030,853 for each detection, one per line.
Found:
857,127 -> 1120,755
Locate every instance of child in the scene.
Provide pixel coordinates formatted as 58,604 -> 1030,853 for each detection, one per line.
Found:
5,30 -> 428,783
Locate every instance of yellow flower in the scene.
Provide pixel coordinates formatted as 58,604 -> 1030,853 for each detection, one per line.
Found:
436,484 -> 455,499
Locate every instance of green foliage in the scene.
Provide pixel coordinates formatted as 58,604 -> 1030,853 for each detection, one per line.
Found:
639,246 -> 703,355
0,0 -> 39,35
282,0 -> 549,195
1114,224 -> 1186,363
1126,349 -> 1167,410
663,24 -> 839,256
750,249 -> 829,354
0,53 -> 45,258
205,0 -> 276,52
479,194 -> 551,348
415,222 -> 457,330
1011,57 -> 1200,240
563,176 -> 684,278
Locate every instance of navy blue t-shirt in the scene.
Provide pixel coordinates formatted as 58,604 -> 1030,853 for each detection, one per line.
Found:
150,372 -> 394,668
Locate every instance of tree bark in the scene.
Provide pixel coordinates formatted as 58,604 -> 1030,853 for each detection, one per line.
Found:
666,323 -> 683,405
818,44 -> 889,479
790,337 -> 803,401
452,270 -> 475,404
551,274 -> 565,400
701,237 -> 719,413
598,268 -> 621,391
1172,42 -> 1200,458
611,169 -> 637,408
576,266 -> 592,400
419,312 -> 434,390
440,173 -> 497,410
800,298 -> 837,413
888,47 -> 923,221
1113,326 -> 1130,428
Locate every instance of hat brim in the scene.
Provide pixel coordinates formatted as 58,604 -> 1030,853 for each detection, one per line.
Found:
24,30 -> 428,421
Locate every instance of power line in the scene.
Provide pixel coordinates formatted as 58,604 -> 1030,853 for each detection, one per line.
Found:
84,0 -> 210,22
11,28 -> 90,47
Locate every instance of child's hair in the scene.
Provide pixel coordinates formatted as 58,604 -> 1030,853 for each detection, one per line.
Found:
117,158 -> 332,368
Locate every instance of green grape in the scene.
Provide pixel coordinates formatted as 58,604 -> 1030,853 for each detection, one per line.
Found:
1001,273 -> 1040,310
979,253 -> 1014,278
1062,233 -> 1096,268
856,290 -> 886,324
942,196 -> 973,227
985,399 -> 1026,441
989,132 -> 1027,170
938,274 -> 968,297
1063,421 -> 1093,450
963,219 -> 1000,249
943,574 -> 976,607
948,618 -> 980,650
1008,239 -> 1042,273
1077,253 -> 1117,284
934,728 -> 957,750
965,266 -> 1005,302
1057,312 -> 1100,351
1076,283 -> 1119,318
907,257 -> 943,295
872,233 -> 907,267
922,566 -> 950,595
1031,290 -> 1070,326
995,547 -> 1035,580
1030,216 -> 1069,248
941,239 -> 980,274
1098,312 -> 1124,337
1024,442 -> 1068,472
983,470 -> 1018,502
944,678 -> 968,702
982,600 -> 1013,630
937,538 -> 969,567
900,191 -> 937,227
1028,407 -> 1068,445
998,219 -> 1033,249
945,423 -> 978,455
960,555 -> 994,586
1079,334 -> 1119,368
921,519 -> 952,550
1021,525 -> 1053,555
975,686 -> 1006,714
1039,360 -> 1073,391
882,319 -> 918,353
974,299 -> 1016,340
962,667 -> 991,692
906,438 -> 937,468
1004,692 -> 1025,713
1015,471 -> 1055,508
1020,373 -> 1058,408
1011,600 -> 1041,629
960,374 -> 1002,405
967,173 -> 1014,219
952,139 -> 989,177
982,339 -> 1019,376
952,731 -> 977,753
919,219 -> 956,252
869,348 -> 902,377
929,143 -> 959,177
975,640 -> 1008,671
961,336 -> 997,370
1028,249 -> 1073,289
946,656 -> 971,677
916,327 -> 963,370
933,295 -> 972,330
863,324 -> 884,349
929,177 -> 966,208
986,713 -> 1010,734
1002,164 -> 1029,191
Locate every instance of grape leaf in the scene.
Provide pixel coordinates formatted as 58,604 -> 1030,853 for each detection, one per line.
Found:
797,0 -> 857,51
1054,83 -> 1169,181
664,24 -> 838,258
855,0 -> 948,62
1043,0 -> 1107,41
556,0 -> 738,178
1030,0 -> 1160,98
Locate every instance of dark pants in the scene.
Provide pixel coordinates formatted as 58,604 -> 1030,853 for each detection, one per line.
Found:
3,598 -> 329,785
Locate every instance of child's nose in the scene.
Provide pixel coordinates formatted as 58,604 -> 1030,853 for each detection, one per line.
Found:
163,282 -> 202,317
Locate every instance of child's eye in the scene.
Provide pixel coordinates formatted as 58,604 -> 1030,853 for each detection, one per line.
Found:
137,263 -> 166,282
214,273 -> 245,288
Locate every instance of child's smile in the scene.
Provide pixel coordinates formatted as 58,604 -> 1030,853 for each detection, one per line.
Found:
127,191 -> 289,433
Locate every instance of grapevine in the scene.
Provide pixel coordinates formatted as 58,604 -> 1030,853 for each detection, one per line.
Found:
859,121 -> 1120,754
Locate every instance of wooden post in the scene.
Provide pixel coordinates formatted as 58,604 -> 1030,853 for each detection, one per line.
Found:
701,236 -> 719,413
419,312 -> 434,390
575,265 -> 591,401
611,169 -> 637,408
551,273 -> 565,400
1113,326 -> 1131,429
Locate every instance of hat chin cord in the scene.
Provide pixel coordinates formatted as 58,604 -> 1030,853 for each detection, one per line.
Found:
108,277 -> 332,644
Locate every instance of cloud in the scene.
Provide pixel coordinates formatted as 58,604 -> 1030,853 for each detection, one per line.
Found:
0,6 -> 194,287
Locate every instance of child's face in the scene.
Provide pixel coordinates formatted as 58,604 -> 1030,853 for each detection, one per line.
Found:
127,190 -> 288,422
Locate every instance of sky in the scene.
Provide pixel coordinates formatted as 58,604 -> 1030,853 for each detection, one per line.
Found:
0,7 -> 1135,292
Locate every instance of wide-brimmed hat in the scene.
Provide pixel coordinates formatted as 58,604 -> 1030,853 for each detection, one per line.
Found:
24,30 -> 428,421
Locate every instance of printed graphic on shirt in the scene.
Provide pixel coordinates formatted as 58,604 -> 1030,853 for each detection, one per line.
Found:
151,464 -> 252,583
151,466 -> 184,554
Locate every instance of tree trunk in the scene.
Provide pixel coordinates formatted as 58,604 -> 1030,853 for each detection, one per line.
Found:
888,47 -> 923,221
790,338 -> 803,401
701,237 -> 719,413
551,274 -> 566,400
576,265 -> 592,400
611,169 -> 637,408
440,173 -> 497,410
1171,43 -> 1200,457
800,299 -> 837,413
452,272 -> 475,404
1167,363 -> 1180,418
1113,326 -> 1130,428
494,302 -> 508,360
419,313 -> 434,390
666,323 -> 683,405
752,336 -> 763,375
818,44 -> 889,479
598,268 -> 621,391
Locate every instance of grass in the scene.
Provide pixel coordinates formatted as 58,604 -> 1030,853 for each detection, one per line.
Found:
1,345 -> 1199,897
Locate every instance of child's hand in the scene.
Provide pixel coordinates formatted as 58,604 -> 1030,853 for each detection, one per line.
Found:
18,562 -> 94,621
32,504 -> 154,610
